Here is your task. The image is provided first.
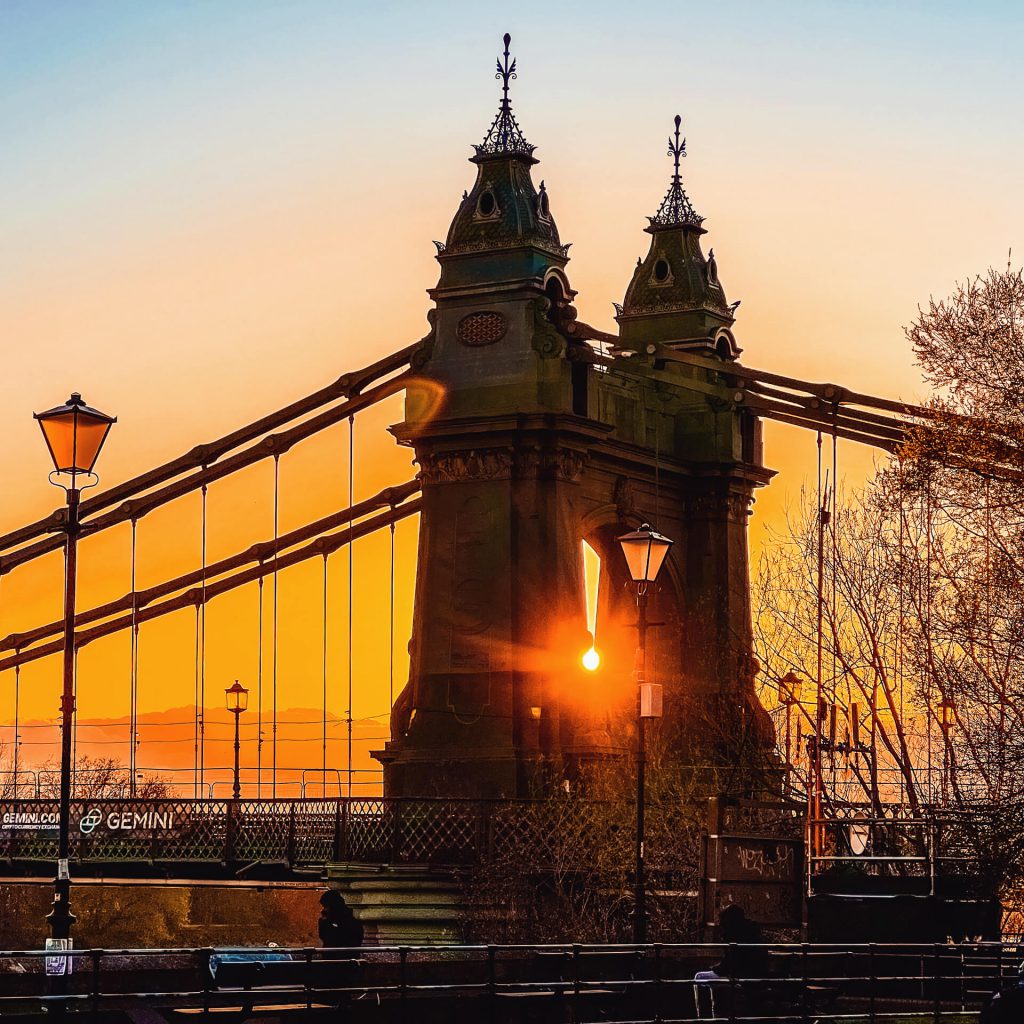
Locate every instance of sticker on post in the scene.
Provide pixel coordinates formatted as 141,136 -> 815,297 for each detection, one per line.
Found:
44,938 -> 73,976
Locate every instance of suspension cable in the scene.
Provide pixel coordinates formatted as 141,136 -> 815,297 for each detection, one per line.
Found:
347,415 -> 354,799
813,429 -> 824,858
924,479 -> 933,804
199,482 -> 208,791
322,552 -> 329,796
257,572 -> 264,798
192,602 -> 200,798
130,518 -> 139,797
13,654 -> 20,797
897,457 -> 905,804
390,518 -> 396,713
272,454 -> 280,800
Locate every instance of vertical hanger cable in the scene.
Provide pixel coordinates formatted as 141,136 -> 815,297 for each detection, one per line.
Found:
130,519 -> 139,797
272,454 -> 280,800
322,552 -> 329,796
347,416 -> 355,799
199,483 -> 208,791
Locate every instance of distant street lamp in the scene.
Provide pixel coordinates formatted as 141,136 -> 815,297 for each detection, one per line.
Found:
939,696 -> 955,806
617,522 -> 672,944
225,680 -> 249,801
33,393 -> 116,945
779,670 -> 803,771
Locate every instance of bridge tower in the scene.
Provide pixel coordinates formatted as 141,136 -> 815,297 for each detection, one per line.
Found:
376,37 -> 774,798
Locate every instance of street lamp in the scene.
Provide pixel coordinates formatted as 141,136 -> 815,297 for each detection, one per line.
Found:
939,696 -> 955,806
617,522 -> 672,944
34,393 -> 116,946
225,680 -> 249,801
779,670 -> 803,771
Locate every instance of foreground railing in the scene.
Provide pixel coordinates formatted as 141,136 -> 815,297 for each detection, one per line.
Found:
0,941 -> 1019,1021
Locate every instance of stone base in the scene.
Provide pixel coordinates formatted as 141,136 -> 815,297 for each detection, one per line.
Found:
326,862 -> 464,945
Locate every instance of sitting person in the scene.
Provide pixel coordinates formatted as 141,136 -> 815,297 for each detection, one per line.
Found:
694,904 -> 768,1019
318,890 -> 364,953
981,962 -> 1024,1023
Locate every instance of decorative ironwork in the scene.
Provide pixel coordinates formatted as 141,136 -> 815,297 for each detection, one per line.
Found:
475,33 -> 535,158
649,115 -> 704,229
457,311 -> 508,346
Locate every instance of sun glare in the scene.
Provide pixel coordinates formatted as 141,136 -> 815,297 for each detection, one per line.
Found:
582,647 -> 601,672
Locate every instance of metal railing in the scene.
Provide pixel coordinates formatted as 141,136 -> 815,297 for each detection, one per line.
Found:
0,941 -> 1019,1021
0,796 -> 661,870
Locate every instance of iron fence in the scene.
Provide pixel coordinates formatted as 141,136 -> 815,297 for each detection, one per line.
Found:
0,796 -> 683,870
0,941 -> 1018,1021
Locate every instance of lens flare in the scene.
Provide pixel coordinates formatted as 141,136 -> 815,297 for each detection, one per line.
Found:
582,647 -> 601,672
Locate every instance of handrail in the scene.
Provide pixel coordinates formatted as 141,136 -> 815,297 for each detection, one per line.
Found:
0,940 -> 1016,1021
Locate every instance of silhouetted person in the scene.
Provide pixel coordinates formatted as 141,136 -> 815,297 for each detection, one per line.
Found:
318,891 -> 363,952
981,963 -> 1024,1024
694,905 -> 768,1019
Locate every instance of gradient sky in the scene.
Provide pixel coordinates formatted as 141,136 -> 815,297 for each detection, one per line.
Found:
1,1 -> 1021,769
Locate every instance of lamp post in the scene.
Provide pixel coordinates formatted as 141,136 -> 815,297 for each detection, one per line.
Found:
939,696 -> 954,806
778,671 -> 802,785
617,522 -> 673,944
225,680 -> 249,801
34,393 -> 116,945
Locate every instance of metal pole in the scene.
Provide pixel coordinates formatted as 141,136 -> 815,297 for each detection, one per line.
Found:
634,587 -> 648,944
232,710 -> 241,802
48,486 -> 78,941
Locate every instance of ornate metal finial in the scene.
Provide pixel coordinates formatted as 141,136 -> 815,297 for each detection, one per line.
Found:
476,32 -> 535,158
649,114 -> 704,229
497,32 -> 515,112
668,114 -> 686,181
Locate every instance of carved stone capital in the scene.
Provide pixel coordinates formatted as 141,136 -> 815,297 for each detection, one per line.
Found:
687,488 -> 754,523
418,448 -> 514,484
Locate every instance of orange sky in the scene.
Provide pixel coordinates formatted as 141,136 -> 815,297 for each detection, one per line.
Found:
2,3 -> 1021,774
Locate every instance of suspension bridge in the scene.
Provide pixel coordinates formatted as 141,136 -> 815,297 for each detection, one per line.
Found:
0,36 -> 1013,946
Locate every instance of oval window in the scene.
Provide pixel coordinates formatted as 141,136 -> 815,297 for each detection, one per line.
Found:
478,191 -> 497,217
538,190 -> 550,218
457,311 -> 508,346
654,259 -> 670,283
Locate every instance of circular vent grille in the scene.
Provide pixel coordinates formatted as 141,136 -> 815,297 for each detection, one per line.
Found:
457,311 -> 507,347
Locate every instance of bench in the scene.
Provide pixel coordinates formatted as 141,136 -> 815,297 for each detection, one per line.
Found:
207,954 -> 366,1014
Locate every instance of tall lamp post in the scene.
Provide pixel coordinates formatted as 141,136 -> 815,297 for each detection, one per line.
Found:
34,393 -> 116,944
225,680 -> 249,801
617,522 -> 673,944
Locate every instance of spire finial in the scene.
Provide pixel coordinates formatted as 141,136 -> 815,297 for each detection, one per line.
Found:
668,114 -> 686,183
496,33 -> 516,114
649,113 -> 703,230
476,32 -> 534,158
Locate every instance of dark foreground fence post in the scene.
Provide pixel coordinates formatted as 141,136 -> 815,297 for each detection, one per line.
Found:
90,950 -> 101,1024
869,943 -> 876,1023
201,948 -> 213,1021
933,943 -> 941,1024
801,943 -> 809,1024
399,946 -> 408,1008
